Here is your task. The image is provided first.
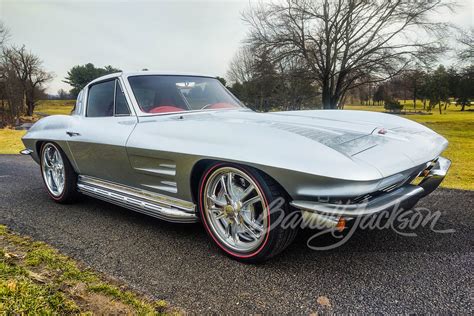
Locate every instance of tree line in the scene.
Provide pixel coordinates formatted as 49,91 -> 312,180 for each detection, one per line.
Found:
351,65 -> 473,113
226,0 -> 473,112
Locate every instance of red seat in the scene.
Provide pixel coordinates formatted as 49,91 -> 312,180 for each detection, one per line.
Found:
206,102 -> 238,110
149,105 -> 185,113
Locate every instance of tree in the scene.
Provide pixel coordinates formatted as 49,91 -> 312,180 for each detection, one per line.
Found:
400,69 -> 426,110
243,0 -> 452,109
425,65 -> 450,114
373,85 -> 387,106
0,21 -> 9,47
455,66 -> 474,111
1,45 -> 53,116
275,58 -> 318,110
0,21 -> 10,123
457,28 -> 474,63
227,47 -> 280,111
63,63 -> 120,97
384,98 -> 403,112
251,49 -> 281,111
215,76 -> 227,87
57,88 -> 70,99
227,46 -> 257,84
0,22 -> 53,123
0,63 -> 23,122
227,45 -> 319,110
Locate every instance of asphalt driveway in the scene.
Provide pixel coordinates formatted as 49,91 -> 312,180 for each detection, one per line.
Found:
0,155 -> 472,314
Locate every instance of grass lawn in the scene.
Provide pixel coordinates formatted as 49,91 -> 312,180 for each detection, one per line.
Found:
34,99 -> 75,114
0,129 -> 26,154
0,100 -> 72,154
0,225 -> 170,314
24,99 -> 74,121
0,99 -> 472,189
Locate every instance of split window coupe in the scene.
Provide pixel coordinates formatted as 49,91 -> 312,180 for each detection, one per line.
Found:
21,72 -> 450,262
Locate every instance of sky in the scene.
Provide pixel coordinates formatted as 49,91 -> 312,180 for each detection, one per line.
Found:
0,0 -> 472,94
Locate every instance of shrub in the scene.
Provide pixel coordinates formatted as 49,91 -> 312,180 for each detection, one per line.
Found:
384,99 -> 404,112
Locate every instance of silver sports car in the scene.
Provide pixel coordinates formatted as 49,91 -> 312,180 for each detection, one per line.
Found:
21,72 -> 450,262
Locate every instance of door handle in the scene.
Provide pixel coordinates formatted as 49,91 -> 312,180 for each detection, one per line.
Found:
66,131 -> 81,137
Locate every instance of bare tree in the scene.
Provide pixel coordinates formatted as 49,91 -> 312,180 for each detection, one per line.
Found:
0,65 -> 23,123
457,27 -> 474,63
274,57 -> 320,110
2,46 -> 53,116
243,0 -> 453,109
57,88 -> 69,99
0,21 -> 10,47
0,21 -> 11,122
227,46 -> 257,84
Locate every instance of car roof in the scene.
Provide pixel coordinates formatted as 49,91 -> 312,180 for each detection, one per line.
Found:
89,71 -> 217,85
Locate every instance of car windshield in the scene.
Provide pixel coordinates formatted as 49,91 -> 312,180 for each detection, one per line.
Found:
127,75 -> 244,114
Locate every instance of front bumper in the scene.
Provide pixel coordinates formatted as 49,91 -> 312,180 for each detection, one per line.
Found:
291,156 -> 451,219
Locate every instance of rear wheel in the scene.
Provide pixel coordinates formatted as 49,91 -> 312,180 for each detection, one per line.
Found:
40,142 -> 78,204
198,163 -> 299,263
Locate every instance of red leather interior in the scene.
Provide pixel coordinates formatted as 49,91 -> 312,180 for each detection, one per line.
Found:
149,105 -> 185,113
148,102 -> 237,113
206,102 -> 238,109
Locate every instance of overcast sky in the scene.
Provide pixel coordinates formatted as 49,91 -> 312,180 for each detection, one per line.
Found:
0,0 -> 472,94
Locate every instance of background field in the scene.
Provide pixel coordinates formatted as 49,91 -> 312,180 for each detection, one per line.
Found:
1,100 -> 472,190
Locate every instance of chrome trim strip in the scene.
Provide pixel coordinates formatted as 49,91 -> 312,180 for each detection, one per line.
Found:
77,175 -> 198,223
133,166 -> 176,176
142,182 -> 178,194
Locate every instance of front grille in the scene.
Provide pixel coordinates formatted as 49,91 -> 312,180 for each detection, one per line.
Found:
316,158 -> 439,205
350,159 -> 438,204
351,179 -> 406,204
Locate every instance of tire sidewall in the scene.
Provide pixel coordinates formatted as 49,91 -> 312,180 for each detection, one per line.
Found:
198,162 -> 286,262
40,142 -> 75,203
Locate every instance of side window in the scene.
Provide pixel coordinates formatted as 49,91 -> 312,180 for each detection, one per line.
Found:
86,80 -> 115,117
73,89 -> 84,115
115,81 -> 131,116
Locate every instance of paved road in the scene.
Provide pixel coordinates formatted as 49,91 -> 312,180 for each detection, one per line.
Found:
0,155 -> 472,314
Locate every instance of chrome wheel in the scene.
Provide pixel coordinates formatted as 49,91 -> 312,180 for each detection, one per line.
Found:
203,167 -> 267,253
41,144 -> 65,197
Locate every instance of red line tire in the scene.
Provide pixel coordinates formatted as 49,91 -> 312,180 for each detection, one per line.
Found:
40,142 -> 79,204
198,162 -> 299,263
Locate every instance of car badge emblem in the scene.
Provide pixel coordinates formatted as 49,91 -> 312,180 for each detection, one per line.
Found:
378,128 -> 387,135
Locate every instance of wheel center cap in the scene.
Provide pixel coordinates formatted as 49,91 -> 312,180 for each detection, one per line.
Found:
224,205 -> 235,217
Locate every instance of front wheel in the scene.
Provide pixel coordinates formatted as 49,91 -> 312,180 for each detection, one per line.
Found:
198,163 -> 298,263
40,142 -> 79,204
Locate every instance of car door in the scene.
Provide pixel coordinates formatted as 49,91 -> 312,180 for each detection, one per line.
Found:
67,78 -> 138,184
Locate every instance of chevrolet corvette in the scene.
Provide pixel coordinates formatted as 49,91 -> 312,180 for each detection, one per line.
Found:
21,72 -> 450,262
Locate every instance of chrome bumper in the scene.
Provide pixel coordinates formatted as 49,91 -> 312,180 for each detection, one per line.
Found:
418,156 -> 451,197
291,156 -> 451,218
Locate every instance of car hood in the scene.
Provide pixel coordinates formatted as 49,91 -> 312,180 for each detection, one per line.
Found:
266,110 -> 448,165
133,109 -> 448,180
